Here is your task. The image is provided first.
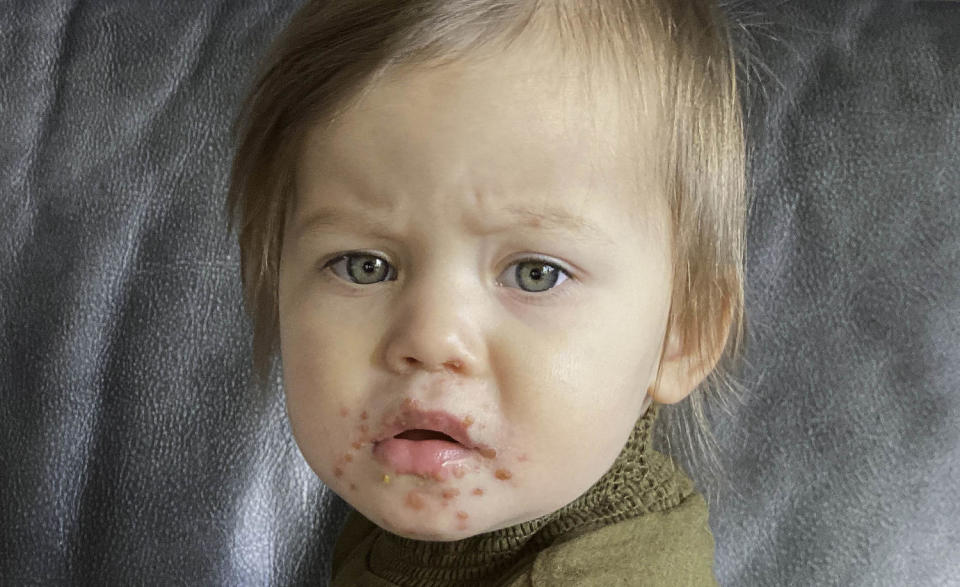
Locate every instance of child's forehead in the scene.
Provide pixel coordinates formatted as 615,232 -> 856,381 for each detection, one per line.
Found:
416,49 -> 650,113
298,54 -> 663,204
320,32 -> 662,146
291,132 -> 665,248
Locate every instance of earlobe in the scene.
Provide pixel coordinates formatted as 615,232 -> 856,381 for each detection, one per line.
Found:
650,343 -> 704,405
648,300 -> 732,405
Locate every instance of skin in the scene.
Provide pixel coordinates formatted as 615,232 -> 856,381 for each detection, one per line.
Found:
278,43 -> 721,541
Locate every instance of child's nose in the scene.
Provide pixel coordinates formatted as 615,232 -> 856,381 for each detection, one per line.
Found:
381,271 -> 485,377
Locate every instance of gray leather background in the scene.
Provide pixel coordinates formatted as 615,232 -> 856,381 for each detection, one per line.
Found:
2,1 -> 958,585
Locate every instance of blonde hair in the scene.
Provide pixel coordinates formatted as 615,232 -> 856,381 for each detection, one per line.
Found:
226,0 -> 751,493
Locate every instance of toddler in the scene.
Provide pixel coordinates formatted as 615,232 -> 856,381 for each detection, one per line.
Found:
227,0 -> 747,584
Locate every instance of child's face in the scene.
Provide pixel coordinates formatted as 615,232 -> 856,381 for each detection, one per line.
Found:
278,48 -> 673,541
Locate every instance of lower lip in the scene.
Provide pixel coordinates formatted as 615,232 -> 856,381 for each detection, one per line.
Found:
373,438 -> 474,480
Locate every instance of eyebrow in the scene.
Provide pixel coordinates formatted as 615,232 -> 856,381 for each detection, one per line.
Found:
499,204 -> 611,243
293,203 -> 613,245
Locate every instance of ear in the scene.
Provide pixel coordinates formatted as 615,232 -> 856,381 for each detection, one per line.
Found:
649,297 -> 733,405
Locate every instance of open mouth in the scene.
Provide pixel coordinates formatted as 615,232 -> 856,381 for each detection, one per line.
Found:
394,429 -> 459,443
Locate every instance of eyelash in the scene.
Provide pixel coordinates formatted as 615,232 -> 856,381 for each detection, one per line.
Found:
319,251 -> 575,300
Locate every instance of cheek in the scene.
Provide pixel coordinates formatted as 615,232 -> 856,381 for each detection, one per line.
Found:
279,302 -> 368,465
506,301 -> 659,446
279,284 -> 379,390
541,319 -> 657,404
576,291 -> 665,381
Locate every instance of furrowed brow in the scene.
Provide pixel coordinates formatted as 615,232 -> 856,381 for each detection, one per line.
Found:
293,204 -> 612,245
498,204 -> 611,244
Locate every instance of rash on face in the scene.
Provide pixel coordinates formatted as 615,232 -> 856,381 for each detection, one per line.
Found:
326,399 -> 530,538
405,491 -> 425,510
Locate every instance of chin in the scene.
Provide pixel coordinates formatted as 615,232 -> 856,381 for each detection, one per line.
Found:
379,518 -> 484,542
401,529 -> 474,542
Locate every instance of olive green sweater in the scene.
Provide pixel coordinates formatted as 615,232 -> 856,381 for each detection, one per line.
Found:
331,403 -> 717,586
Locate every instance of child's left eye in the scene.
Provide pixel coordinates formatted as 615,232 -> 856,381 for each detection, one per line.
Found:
497,257 -> 571,294
319,252 -> 573,298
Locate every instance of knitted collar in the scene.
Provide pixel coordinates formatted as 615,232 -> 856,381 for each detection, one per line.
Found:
366,402 -> 697,585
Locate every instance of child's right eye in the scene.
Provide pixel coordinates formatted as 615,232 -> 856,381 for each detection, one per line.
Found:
322,252 -> 398,285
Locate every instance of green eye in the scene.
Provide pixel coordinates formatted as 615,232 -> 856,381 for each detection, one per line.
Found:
505,259 -> 569,293
325,253 -> 396,285
322,252 -> 572,296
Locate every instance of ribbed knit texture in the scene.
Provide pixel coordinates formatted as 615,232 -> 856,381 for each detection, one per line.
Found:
356,402 -> 698,585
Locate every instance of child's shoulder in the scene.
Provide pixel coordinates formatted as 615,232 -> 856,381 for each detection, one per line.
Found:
510,491 -> 717,587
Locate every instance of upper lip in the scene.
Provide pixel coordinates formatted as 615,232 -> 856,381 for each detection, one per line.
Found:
375,406 -> 477,449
